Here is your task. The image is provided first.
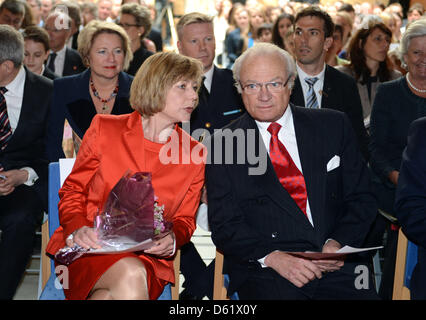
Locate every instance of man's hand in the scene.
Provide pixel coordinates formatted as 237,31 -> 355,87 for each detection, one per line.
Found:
0,169 -> 28,196
264,251 -> 322,288
312,239 -> 344,272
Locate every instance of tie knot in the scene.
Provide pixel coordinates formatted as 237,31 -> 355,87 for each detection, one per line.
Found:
267,122 -> 281,137
305,77 -> 318,87
50,52 -> 57,58
0,87 -> 7,95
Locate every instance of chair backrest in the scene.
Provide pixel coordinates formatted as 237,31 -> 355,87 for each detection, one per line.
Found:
393,228 -> 418,299
213,250 -> 239,300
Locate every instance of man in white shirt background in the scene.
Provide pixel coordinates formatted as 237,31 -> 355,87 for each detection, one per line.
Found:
0,25 -> 52,300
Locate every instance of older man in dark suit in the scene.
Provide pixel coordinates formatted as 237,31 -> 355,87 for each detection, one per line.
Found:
395,117 -> 426,300
206,42 -> 378,299
290,6 -> 369,161
0,25 -> 52,299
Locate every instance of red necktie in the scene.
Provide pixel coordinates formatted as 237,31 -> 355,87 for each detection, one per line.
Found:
268,122 -> 308,217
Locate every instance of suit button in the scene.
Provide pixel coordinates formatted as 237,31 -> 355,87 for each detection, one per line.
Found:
205,122 -> 211,128
271,232 -> 278,239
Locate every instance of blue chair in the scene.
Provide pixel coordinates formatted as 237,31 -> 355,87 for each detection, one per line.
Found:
393,228 -> 418,299
39,162 -> 176,300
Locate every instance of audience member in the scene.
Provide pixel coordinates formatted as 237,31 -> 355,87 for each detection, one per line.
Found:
395,116 -> 426,300
97,0 -> 113,21
0,25 -> 52,300
118,3 -> 154,76
325,24 -> 349,67
369,18 -> 426,300
206,42 -> 379,300
257,22 -> 272,43
45,51 -> 206,300
46,20 -> 134,161
44,11 -> 85,76
80,2 -> 98,26
225,4 -> 250,68
337,19 -> 401,130
23,25 -> 58,79
290,6 -> 370,161
0,0 -> 25,30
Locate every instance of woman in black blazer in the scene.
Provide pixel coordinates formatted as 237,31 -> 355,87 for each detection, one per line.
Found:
46,20 -> 134,162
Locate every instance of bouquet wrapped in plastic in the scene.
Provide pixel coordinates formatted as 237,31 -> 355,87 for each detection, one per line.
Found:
55,171 -> 172,265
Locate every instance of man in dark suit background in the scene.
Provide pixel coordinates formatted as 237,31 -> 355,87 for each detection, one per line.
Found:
176,12 -> 244,300
44,11 -> 85,77
395,117 -> 426,300
0,0 -> 25,30
206,42 -> 378,299
0,25 -> 52,299
290,6 -> 369,161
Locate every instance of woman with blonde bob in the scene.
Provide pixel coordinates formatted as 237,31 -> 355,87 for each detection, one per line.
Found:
46,51 -> 206,300
46,20 -> 134,161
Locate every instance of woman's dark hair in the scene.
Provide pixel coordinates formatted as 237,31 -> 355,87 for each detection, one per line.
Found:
272,12 -> 294,49
348,22 -> 392,83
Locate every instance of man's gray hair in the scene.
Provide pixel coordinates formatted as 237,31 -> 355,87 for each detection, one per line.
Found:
0,25 -> 24,68
399,18 -> 426,67
232,42 -> 296,93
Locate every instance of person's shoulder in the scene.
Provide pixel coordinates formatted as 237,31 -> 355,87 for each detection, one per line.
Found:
410,116 -> 426,134
326,64 -> 355,83
25,68 -> 53,90
335,64 -> 354,77
377,76 -> 404,92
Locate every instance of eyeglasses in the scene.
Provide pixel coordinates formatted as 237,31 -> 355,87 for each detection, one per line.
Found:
117,22 -> 140,29
240,77 -> 291,95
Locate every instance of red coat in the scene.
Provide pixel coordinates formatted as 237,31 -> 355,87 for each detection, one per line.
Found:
46,111 -> 205,285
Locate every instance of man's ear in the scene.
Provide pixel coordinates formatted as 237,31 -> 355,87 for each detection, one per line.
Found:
176,40 -> 182,53
324,36 -> 333,52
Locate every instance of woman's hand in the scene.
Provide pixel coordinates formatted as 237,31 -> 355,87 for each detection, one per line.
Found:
66,226 -> 101,250
144,232 -> 176,258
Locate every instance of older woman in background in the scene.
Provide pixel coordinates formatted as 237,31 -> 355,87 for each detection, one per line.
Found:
46,20 -> 134,161
22,25 -> 58,80
46,51 -> 205,300
337,19 -> 401,129
368,18 -> 426,300
117,2 -> 154,76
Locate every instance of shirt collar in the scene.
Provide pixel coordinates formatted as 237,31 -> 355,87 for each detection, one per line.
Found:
5,66 -> 26,97
203,65 -> 214,93
296,63 -> 326,83
52,44 -> 67,57
255,104 -> 293,134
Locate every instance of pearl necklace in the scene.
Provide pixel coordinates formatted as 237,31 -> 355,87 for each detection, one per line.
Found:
90,77 -> 119,112
406,73 -> 426,93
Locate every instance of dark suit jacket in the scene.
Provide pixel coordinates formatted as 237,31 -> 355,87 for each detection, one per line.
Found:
369,77 -> 426,213
395,116 -> 426,299
189,66 -> 244,136
42,67 -> 59,80
0,68 -> 52,209
290,65 -> 370,160
63,47 -> 85,76
46,69 -> 133,162
206,105 -> 376,294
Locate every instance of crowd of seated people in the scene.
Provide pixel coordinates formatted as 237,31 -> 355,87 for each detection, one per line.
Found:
0,0 -> 425,300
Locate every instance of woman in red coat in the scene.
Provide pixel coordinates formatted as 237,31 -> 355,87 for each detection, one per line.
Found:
46,51 -> 205,300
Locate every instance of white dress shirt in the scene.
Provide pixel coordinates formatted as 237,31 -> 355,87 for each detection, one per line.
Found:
255,106 -> 313,267
47,45 -> 67,77
3,67 -> 39,186
296,63 -> 326,108
203,64 -> 215,94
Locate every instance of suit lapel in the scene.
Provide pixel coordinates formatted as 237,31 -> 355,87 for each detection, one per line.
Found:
291,105 -> 326,231
290,76 -> 305,107
321,66 -> 333,109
